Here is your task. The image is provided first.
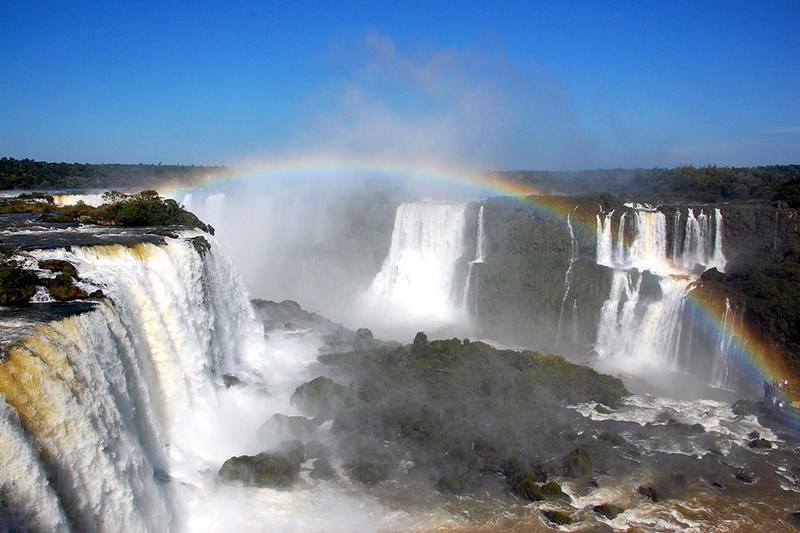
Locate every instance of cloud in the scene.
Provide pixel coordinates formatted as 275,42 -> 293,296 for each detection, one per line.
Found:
289,31 -> 599,170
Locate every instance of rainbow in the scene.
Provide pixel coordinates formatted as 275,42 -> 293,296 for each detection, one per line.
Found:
161,154 -> 796,403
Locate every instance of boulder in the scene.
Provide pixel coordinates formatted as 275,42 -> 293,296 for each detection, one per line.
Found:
638,485 -> 659,501
309,458 -> 337,481
541,509 -> 573,526
290,377 -> 349,419
218,452 -> 301,488
435,474 -> 463,494
563,448 -> 592,477
257,413 -> 317,443
593,503 -> 625,520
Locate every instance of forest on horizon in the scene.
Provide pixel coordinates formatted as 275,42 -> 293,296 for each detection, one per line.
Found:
2,157 -> 800,207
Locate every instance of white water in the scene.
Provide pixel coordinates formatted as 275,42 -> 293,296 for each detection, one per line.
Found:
51,193 -> 107,207
0,235 -> 272,531
555,209 -> 579,346
474,204 -> 486,263
361,201 -> 469,338
594,206 -> 732,390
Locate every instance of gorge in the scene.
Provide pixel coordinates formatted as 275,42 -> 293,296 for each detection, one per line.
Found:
1,183 -> 799,532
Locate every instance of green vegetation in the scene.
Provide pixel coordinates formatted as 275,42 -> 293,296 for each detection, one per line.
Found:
41,189 -> 212,231
0,157 -> 221,190
496,164 -> 800,205
593,504 -> 625,520
695,244 -> 800,375
0,262 -> 39,304
290,336 -> 626,491
0,189 -> 213,232
218,452 -> 302,488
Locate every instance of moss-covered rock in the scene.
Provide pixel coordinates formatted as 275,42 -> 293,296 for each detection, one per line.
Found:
513,476 -> 544,501
541,481 -> 571,502
0,263 -> 38,304
748,438 -> 772,449
38,259 -> 78,279
637,485 -> 659,501
309,458 -> 337,481
190,236 -> 211,257
598,431 -> 625,446
541,509 -> 573,526
563,448 -> 592,477
218,452 -> 301,488
435,475 -> 463,494
593,503 -> 625,519
290,376 -> 349,419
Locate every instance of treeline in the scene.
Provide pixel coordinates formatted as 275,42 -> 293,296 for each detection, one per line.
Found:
496,165 -> 800,206
0,157 -> 225,190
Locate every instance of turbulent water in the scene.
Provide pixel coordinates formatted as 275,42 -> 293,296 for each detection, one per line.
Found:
0,234 -> 271,531
592,205 -> 745,393
361,201 -> 471,339
2,195 -> 798,532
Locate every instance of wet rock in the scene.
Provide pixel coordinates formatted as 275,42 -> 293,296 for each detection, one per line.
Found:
290,376 -> 349,419
788,510 -> 800,530
594,404 -> 615,415
732,399 -> 759,416
593,503 -> 625,520
638,485 -> 659,502
218,452 -> 301,488
257,414 -> 317,443
563,448 -> 592,477
598,431 -> 625,446
541,509 -> 573,526
435,474 -> 463,494
734,468 -> 755,484
222,374 -> 241,388
310,458 -> 337,481
38,259 -> 78,278
353,328 -> 376,351
513,477 -> 544,501
748,438 -> 772,449
304,440 -> 331,459
541,481 -> 571,502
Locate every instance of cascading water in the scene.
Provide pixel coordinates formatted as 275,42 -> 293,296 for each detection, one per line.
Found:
461,203 -> 486,315
0,234 -> 269,532
474,204 -> 486,264
362,201 -> 469,337
555,209 -> 579,346
594,205 -> 734,389
595,210 -> 614,267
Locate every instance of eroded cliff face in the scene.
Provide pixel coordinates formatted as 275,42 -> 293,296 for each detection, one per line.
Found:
469,197 -> 800,378
470,196 -> 612,355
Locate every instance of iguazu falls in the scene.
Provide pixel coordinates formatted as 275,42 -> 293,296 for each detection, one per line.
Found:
1,165 -> 799,532
2,3 -> 799,531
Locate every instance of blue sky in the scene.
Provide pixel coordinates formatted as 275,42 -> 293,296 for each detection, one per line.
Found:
1,1 -> 798,170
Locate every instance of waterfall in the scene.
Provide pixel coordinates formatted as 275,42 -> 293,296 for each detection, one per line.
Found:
596,211 -> 614,267
710,299 -> 746,390
475,204 -> 486,263
594,205 -> 737,388
363,202 -> 469,334
462,204 -> 487,315
679,208 -> 726,272
556,209 -> 579,346
0,234 -> 268,532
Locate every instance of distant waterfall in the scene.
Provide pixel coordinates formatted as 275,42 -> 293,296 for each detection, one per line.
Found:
475,204 -> 486,263
596,211 -> 614,267
710,299 -> 746,390
594,205 -> 734,388
462,204 -> 487,315
364,202 -> 469,334
556,209 -> 579,346
0,235 -> 268,532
